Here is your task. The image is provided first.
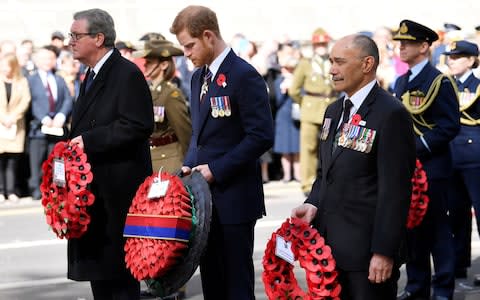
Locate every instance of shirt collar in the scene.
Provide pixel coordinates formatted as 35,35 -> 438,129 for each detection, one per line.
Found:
347,79 -> 377,113
458,70 -> 473,84
90,49 -> 114,78
409,58 -> 429,81
207,47 -> 231,78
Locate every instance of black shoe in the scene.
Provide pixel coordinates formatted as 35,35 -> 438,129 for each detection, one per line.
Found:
474,274 -> 480,286
397,290 -> 428,300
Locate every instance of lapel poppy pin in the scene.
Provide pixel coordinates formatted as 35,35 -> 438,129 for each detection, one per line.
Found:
351,114 -> 362,126
216,73 -> 227,88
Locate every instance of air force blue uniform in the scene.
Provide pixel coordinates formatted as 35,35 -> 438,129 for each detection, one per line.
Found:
443,40 -> 480,278
394,62 -> 460,299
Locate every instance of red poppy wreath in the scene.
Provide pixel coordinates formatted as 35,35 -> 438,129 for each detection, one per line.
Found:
406,159 -> 429,229
40,141 -> 95,239
262,218 -> 341,300
123,171 -> 193,281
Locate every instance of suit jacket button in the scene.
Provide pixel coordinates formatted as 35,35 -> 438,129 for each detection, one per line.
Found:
90,119 -> 96,127
468,139 -> 473,144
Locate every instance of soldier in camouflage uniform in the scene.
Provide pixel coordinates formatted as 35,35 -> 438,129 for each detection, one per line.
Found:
133,34 -> 192,174
290,28 -> 336,195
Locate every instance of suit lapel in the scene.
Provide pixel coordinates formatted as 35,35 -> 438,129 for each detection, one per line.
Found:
71,49 -> 119,132
327,85 -> 379,171
197,49 -> 235,137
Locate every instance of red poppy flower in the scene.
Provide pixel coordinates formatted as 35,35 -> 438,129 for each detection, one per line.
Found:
351,114 -> 362,125
40,141 -> 95,239
124,172 -> 193,281
216,73 -> 227,87
262,218 -> 341,299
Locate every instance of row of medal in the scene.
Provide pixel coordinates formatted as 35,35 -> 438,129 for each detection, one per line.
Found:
458,91 -> 477,107
337,123 -> 377,153
153,105 -> 165,123
210,96 -> 231,118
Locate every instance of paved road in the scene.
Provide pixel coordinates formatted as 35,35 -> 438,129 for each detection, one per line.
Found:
1,181 -> 480,299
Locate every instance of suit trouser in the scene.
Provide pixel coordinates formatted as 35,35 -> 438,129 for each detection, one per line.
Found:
90,277 -> 139,300
200,209 -> 256,300
405,178 -> 455,298
448,167 -> 480,273
299,121 -> 320,193
338,266 -> 400,300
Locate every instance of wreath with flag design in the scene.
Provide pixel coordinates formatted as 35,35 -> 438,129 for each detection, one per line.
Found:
123,171 -> 193,281
262,218 -> 341,300
40,141 -> 95,239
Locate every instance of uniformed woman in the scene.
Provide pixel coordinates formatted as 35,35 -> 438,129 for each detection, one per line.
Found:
133,35 -> 192,174
444,40 -> 480,283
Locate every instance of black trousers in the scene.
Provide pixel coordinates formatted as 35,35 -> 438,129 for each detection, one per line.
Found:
338,266 -> 400,300
200,209 -> 256,300
28,138 -> 54,199
0,153 -> 20,196
90,277 -> 140,300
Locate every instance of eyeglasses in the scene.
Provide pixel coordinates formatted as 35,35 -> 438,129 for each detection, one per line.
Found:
68,32 -> 94,41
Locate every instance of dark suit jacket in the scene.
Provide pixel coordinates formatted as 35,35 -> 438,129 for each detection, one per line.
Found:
184,49 -> 274,224
67,49 -> 154,280
27,72 -> 72,138
393,63 -> 460,179
306,84 -> 416,271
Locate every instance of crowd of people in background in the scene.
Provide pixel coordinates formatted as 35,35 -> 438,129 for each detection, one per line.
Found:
0,22 -> 479,204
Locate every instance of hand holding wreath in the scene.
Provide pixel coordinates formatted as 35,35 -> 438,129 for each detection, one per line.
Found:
40,141 -> 95,239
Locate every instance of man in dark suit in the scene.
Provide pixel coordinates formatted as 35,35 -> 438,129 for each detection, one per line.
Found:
67,8 -> 154,300
170,5 -> 274,300
392,20 -> 460,300
292,34 -> 416,300
28,45 -> 73,200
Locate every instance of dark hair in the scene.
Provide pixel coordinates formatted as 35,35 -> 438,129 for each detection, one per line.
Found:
170,5 -> 221,38
473,57 -> 480,69
43,45 -> 60,58
73,8 -> 116,48
352,34 -> 379,70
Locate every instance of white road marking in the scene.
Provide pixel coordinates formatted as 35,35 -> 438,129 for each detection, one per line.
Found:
0,239 -> 65,250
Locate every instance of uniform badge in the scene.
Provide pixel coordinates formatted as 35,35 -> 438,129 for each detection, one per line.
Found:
408,90 -> 426,109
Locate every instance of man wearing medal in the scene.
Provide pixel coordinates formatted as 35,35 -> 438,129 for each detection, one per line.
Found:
392,20 -> 460,300
292,34 -> 415,299
170,5 -> 274,300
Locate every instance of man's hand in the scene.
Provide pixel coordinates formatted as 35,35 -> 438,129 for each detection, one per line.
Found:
291,203 -> 317,223
181,166 -> 192,175
70,135 -> 84,149
368,253 -> 393,284
192,164 -> 214,183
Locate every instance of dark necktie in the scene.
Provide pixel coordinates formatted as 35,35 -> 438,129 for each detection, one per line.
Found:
45,77 -> 55,113
332,98 -> 353,153
85,70 -> 95,92
456,79 -> 463,91
396,69 -> 411,98
200,67 -> 212,102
